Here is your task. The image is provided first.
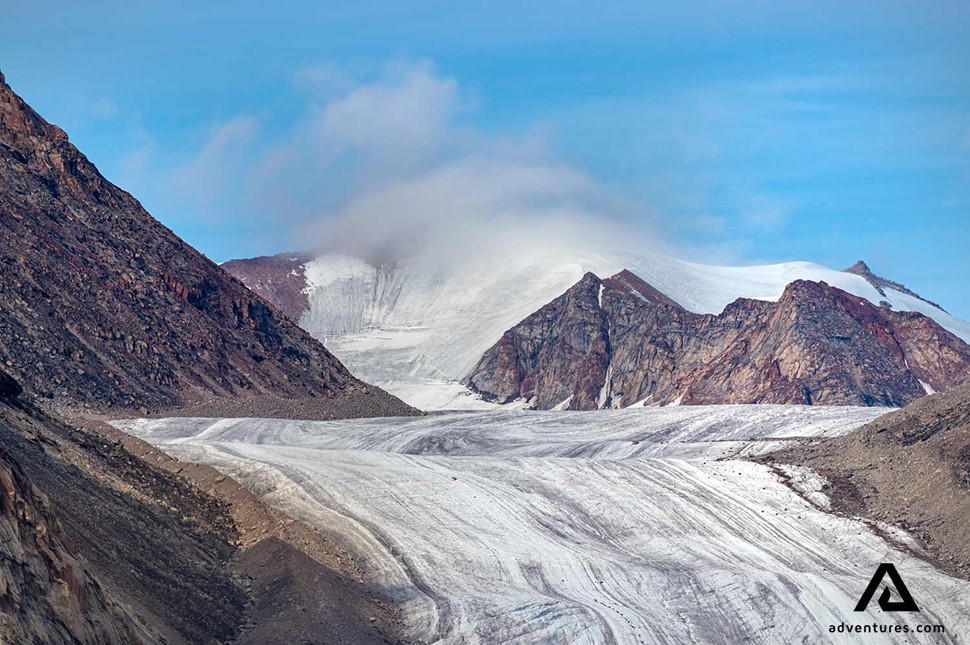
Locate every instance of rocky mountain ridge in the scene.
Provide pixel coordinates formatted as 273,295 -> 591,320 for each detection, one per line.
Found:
0,72 -> 414,419
0,69 -> 415,642
844,259 -> 947,312
464,271 -> 970,409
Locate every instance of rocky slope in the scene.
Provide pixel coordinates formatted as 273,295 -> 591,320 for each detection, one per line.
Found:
0,71 -> 414,419
0,69 -> 416,642
0,370 -> 144,643
465,271 -> 970,409
762,383 -> 970,579
0,369 -> 245,642
221,252 -> 315,323
1,364 -> 406,643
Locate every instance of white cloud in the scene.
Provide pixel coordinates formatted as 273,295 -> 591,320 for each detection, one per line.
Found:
165,114 -> 259,209
316,60 -> 463,158
307,156 -> 625,268
740,194 -> 791,231
161,59 -> 653,265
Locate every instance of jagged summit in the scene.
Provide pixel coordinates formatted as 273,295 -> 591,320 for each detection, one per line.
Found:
843,259 -> 946,312
464,273 -> 970,410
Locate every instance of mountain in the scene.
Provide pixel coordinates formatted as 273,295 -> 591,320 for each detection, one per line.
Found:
0,367 -> 245,642
223,248 -> 970,410
762,382 -> 970,578
0,72 -> 414,419
465,272 -> 970,409
0,368 -> 142,643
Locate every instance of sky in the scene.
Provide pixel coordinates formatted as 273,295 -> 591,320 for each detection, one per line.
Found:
2,0 -> 968,317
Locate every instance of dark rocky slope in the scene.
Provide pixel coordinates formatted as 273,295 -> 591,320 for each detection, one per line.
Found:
465,271 -> 970,409
0,71 -> 414,419
761,383 -> 970,579
0,369 -> 245,642
1,366 -> 406,643
0,370 -> 143,643
0,69 -> 413,642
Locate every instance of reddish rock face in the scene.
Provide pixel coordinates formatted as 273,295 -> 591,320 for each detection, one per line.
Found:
465,272 -> 970,410
222,253 -> 314,323
0,73 -> 413,417
0,435 -> 141,643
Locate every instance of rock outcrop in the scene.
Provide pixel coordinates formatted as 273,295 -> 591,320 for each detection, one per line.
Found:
762,382 -> 970,578
465,272 -> 970,409
0,439 -> 143,643
844,259 -> 947,311
0,375 -> 246,642
221,252 -> 315,323
0,369 -> 142,642
0,72 -> 415,419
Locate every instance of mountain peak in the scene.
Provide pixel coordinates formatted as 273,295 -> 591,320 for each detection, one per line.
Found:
468,271 -> 970,410
604,269 -> 683,309
843,259 -> 946,313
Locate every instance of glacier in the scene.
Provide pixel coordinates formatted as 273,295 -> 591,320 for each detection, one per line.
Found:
116,405 -> 970,644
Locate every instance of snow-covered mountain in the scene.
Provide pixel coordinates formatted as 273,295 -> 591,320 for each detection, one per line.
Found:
224,249 -> 970,410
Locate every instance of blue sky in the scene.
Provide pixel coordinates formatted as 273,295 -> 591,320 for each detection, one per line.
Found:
2,0 -> 968,317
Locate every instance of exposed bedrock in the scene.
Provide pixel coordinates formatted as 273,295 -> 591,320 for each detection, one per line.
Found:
465,271 -> 970,409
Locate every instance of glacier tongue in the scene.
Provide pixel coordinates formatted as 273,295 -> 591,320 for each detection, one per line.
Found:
118,406 -> 970,644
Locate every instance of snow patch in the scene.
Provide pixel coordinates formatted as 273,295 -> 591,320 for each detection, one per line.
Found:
551,395 -> 573,411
